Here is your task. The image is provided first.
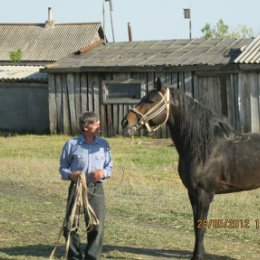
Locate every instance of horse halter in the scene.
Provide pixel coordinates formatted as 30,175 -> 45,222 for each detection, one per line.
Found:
130,88 -> 170,133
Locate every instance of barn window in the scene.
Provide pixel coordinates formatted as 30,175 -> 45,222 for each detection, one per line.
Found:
103,80 -> 145,104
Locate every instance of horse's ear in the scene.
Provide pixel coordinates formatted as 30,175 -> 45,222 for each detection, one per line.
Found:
155,77 -> 162,91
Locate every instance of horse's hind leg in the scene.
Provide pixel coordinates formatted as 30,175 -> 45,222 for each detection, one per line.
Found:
188,189 -> 213,260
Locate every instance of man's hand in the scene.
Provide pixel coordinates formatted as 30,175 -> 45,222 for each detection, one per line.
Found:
68,171 -> 81,182
92,169 -> 104,181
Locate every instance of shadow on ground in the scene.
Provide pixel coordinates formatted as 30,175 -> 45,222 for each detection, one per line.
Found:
0,244 -> 237,260
103,245 -> 237,260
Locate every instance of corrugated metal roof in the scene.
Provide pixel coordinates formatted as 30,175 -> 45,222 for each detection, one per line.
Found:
0,23 -> 103,62
0,65 -> 47,81
44,38 -> 254,72
234,36 -> 260,64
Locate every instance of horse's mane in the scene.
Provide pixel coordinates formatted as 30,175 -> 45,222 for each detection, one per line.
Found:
173,89 -> 244,162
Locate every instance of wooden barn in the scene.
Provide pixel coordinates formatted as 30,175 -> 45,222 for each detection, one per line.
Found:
0,8 -> 104,133
43,36 -> 260,137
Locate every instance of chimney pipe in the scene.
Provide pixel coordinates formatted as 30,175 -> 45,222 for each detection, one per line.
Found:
48,7 -> 52,21
45,7 -> 55,28
128,22 -> 133,42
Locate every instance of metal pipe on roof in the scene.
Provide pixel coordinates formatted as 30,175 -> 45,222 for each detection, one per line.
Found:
128,22 -> 133,42
48,7 -> 52,21
45,7 -> 55,28
183,8 -> 192,39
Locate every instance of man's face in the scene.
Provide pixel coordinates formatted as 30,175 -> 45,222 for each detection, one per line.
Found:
83,120 -> 100,134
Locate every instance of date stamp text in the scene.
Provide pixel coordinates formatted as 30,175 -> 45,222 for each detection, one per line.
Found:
198,218 -> 260,229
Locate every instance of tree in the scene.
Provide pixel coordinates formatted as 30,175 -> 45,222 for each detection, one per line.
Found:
201,19 -> 254,39
237,25 -> 254,37
9,48 -> 23,63
201,23 -> 212,39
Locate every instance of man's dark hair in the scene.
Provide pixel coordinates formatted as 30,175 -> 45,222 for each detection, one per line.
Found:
79,111 -> 99,132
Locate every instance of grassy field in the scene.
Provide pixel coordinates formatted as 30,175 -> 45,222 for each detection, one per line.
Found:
0,135 -> 260,260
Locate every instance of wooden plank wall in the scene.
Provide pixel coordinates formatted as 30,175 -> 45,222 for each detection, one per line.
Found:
238,72 -> 260,133
48,71 -> 260,137
49,73 -> 100,134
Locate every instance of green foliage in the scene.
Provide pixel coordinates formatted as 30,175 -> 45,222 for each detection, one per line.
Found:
214,19 -> 229,39
9,48 -> 23,63
201,19 -> 254,39
201,23 -> 213,39
235,25 -> 254,37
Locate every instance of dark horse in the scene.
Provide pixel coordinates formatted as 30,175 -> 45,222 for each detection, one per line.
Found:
122,79 -> 260,260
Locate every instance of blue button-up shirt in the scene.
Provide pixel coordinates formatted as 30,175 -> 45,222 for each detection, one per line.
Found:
59,135 -> 112,182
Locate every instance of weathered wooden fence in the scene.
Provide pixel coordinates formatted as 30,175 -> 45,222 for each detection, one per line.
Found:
48,70 -> 260,137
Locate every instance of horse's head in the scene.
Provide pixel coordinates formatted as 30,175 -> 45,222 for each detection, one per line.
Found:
122,78 -> 170,136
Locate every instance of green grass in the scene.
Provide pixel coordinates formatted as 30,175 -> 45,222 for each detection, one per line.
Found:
0,135 -> 260,260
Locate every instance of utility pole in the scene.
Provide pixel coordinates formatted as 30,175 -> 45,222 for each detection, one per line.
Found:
104,0 -> 115,42
102,0 -> 106,41
108,0 -> 115,42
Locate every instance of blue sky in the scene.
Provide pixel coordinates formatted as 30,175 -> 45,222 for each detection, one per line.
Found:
1,0 -> 259,42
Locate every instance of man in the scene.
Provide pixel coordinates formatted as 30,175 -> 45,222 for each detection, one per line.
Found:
59,111 -> 112,260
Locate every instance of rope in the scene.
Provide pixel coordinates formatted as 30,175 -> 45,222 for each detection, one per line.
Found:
119,135 -> 135,185
49,172 -> 99,260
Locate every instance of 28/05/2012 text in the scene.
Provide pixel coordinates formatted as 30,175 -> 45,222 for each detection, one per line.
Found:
198,218 -> 260,229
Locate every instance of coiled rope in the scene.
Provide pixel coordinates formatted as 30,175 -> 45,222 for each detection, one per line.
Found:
49,172 -> 99,260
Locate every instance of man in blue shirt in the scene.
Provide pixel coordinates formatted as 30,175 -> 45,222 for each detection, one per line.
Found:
59,111 -> 112,260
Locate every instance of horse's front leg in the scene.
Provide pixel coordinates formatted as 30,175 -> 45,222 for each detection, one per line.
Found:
188,189 -> 213,260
